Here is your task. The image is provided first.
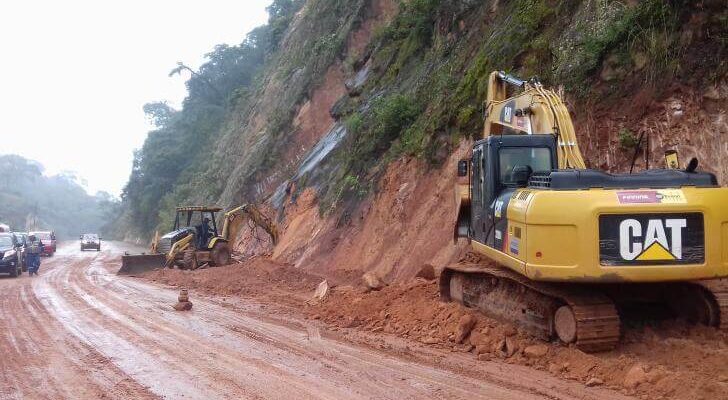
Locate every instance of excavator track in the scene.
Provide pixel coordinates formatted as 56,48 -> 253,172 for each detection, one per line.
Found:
695,279 -> 728,330
441,263 -> 620,352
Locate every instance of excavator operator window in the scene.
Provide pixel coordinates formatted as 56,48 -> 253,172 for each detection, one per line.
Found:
498,147 -> 551,186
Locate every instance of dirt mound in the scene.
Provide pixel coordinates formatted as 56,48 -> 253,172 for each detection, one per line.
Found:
310,277 -> 728,400
142,257 -> 325,305
143,256 -> 728,400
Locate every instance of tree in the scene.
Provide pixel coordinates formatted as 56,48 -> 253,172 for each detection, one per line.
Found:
143,102 -> 176,128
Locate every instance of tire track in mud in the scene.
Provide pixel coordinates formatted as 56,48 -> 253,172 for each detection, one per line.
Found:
58,252 -> 509,399
0,249 -> 158,400
94,264 -> 632,400
3,242 -> 634,399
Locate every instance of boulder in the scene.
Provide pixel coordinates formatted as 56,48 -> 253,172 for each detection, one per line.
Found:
362,272 -> 385,291
313,280 -> 330,300
623,364 -> 648,389
454,314 -> 476,343
415,264 -> 436,281
523,344 -> 549,358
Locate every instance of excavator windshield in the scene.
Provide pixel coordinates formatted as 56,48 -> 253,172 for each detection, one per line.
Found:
498,147 -> 552,185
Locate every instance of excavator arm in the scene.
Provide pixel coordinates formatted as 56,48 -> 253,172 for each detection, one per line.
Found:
484,71 -> 586,169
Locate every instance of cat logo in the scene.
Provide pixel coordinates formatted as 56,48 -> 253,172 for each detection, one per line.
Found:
619,218 -> 686,261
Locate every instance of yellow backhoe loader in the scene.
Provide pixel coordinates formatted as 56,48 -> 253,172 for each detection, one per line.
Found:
119,204 -> 278,275
443,71 -> 728,352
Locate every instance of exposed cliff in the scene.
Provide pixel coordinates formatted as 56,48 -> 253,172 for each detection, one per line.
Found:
122,0 -> 727,279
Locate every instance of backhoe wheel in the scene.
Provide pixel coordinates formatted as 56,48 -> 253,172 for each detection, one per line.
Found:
182,249 -> 198,270
210,242 -> 231,267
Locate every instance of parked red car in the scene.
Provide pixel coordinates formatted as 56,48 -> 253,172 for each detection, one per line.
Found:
30,231 -> 56,256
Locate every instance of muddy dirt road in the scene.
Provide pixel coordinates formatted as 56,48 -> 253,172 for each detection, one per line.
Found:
0,242 -> 631,400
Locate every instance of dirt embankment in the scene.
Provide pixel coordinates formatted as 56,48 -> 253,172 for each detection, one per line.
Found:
144,259 -> 728,400
272,142 -> 471,283
576,82 -> 728,183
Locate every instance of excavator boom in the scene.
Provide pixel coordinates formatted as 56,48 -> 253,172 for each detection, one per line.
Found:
485,71 -> 586,169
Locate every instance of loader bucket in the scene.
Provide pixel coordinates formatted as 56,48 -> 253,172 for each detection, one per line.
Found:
118,254 -> 167,275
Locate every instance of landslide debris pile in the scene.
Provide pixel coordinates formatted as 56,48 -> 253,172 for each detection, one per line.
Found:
145,258 -> 728,400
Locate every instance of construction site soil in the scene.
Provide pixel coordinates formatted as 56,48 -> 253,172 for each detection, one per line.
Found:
144,258 -> 728,400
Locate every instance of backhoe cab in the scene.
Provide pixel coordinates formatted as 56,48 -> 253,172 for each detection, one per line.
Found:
159,206 -> 230,270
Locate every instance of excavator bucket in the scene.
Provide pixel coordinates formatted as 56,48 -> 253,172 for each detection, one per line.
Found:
117,254 -> 166,275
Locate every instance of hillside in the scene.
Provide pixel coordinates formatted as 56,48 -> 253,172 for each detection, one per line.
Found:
121,0 -> 727,283
0,155 -> 119,238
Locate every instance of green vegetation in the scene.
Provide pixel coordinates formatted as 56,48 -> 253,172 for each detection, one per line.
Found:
120,1 -> 305,236
0,155 -> 119,239
117,0 -> 726,237
618,128 -> 639,149
553,0 -> 688,93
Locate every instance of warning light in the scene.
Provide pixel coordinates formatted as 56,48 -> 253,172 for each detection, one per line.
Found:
536,251 -> 542,258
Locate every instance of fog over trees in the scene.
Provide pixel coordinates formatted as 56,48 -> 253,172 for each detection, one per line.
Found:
0,154 -> 120,239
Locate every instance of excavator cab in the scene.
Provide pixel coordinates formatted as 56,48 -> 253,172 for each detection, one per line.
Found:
466,134 -> 556,247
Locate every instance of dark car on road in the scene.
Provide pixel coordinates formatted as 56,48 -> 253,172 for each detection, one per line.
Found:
0,233 -> 22,277
80,233 -> 101,251
30,231 -> 56,256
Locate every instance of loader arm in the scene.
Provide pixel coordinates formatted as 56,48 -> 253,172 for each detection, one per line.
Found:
222,204 -> 279,245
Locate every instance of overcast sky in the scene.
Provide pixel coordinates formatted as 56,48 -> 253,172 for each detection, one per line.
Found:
0,0 -> 270,197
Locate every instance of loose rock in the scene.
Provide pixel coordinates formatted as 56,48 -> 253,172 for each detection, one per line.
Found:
421,336 -> 440,345
415,264 -> 436,281
523,344 -> 549,358
313,280 -> 330,300
623,364 -> 648,389
173,301 -> 193,311
586,377 -> 604,387
454,314 -> 476,343
362,272 -> 385,291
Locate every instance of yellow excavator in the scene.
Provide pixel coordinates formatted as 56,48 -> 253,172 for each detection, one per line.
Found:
119,204 -> 278,275
442,71 -> 728,352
